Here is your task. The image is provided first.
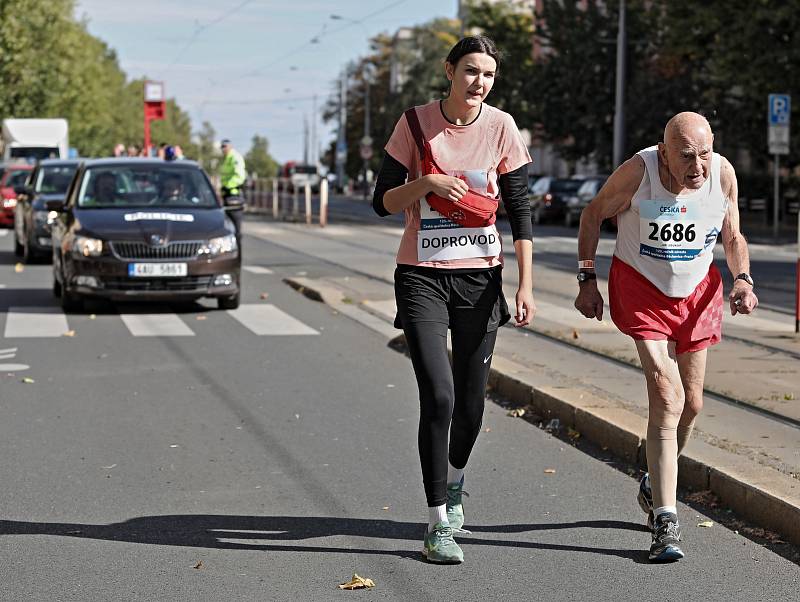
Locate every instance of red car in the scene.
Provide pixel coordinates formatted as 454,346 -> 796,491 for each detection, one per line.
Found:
0,164 -> 33,227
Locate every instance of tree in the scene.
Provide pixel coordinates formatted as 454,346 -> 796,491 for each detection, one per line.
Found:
245,135 -> 279,178
193,121 -> 220,176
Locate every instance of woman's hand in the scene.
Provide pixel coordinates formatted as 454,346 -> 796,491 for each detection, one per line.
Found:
426,174 -> 469,201
514,287 -> 536,327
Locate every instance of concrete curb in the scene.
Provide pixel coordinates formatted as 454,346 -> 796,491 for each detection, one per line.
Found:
287,277 -> 800,547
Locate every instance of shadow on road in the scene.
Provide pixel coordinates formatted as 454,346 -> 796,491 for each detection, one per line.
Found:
0,515 -> 649,563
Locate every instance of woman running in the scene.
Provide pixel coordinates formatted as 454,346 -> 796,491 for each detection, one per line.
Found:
372,35 -> 535,564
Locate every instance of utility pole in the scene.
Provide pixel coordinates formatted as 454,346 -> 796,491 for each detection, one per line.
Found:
612,0 -> 626,169
335,70 -> 348,192
303,114 -> 309,165
361,67 -> 374,201
311,94 -> 318,166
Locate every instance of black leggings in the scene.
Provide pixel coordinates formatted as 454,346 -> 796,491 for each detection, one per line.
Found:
404,321 -> 498,507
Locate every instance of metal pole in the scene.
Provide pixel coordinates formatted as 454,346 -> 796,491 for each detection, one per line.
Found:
363,77 -> 371,201
335,71 -> 348,192
304,183 -> 312,225
773,153 -> 780,239
612,0 -> 627,169
272,178 -> 279,219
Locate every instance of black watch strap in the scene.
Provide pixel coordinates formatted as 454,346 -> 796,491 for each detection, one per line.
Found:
734,273 -> 754,287
577,271 -> 597,283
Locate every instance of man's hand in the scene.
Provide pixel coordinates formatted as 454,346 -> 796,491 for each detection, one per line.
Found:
426,174 -> 469,201
575,281 -> 604,321
729,281 -> 758,315
514,288 -> 536,327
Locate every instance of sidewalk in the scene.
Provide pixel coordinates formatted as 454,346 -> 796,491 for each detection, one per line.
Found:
242,217 -> 800,548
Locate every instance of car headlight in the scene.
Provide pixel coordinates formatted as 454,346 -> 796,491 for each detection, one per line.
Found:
34,210 -> 49,225
2,198 -> 16,209
199,234 -> 237,257
72,235 -> 104,257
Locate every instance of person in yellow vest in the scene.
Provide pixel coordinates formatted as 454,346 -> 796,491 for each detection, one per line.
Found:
220,139 -> 246,199
219,138 -> 246,235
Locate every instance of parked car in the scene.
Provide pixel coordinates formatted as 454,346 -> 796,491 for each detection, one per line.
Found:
529,176 -> 585,224
13,159 -> 79,261
49,158 -> 241,312
563,175 -> 608,227
0,163 -> 33,228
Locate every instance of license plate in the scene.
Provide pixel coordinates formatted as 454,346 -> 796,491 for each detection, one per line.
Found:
128,263 -> 188,277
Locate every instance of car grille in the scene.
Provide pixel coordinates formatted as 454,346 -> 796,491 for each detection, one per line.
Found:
110,241 -> 203,260
101,276 -> 213,292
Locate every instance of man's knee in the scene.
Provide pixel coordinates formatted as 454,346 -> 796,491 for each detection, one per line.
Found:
682,388 -> 704,420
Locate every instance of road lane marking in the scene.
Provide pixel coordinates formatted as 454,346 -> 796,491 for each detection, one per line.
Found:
0,363 -> 29,371
243,266 -> 273,274
4,307 -> 70,338
227,304 -> 319,336
119,313 -> 195,337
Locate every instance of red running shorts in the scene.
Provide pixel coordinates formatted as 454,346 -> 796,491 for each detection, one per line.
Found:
608,256 -> 723,354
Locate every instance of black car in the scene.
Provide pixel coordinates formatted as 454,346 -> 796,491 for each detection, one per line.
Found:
48,158 -> 242,311
563,175 -> 608,227
529,176 -> 585,224
14,159 -> 79,261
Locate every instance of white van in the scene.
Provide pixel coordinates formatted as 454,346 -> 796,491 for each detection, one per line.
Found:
1,119 -> 69,161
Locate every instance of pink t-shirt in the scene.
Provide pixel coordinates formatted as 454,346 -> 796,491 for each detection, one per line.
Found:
385,100 -> 531,269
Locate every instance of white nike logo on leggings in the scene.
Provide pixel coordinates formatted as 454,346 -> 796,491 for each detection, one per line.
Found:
483,354 -> 493,364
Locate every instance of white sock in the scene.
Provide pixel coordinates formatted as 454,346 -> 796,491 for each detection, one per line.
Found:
447,462 -> 465,485
428,504 -> 448,532
653,505 -> 677,519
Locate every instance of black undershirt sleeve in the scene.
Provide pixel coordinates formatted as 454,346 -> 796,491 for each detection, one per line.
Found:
372,152 -> 409,217
498,164 -> 533,242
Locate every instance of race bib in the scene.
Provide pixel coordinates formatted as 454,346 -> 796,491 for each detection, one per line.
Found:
639,200 -> 702,261
417,168 -> 500,261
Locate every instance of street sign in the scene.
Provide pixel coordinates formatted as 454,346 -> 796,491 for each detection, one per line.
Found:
768,94 -> 790,155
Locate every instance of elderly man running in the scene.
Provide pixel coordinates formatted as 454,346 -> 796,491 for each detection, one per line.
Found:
574,112 -> 758,562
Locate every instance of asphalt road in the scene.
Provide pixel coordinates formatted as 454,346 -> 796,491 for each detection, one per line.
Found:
0,227 -> 797,601
322,194 -> 798,315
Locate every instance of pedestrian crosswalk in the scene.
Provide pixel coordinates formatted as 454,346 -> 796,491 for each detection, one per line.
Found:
1,304 -> 319,338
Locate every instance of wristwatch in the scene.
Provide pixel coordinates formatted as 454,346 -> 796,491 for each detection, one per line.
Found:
734,273 -> 754,287
577,271 -> 597,283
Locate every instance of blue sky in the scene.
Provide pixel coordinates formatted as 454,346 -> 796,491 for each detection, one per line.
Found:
75,0 -> 459,163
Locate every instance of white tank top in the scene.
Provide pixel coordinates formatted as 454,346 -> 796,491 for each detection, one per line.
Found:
614,146 -> 728,298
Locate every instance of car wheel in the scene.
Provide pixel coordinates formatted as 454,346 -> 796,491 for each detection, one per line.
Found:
217,292 -> 240,310
60,287 -> 83,313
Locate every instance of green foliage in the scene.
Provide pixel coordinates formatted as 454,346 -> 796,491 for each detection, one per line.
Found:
245,135 -> 279,178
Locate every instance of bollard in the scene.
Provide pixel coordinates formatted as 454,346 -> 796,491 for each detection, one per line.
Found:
272,178 -> 279,219
305,182 -> 312,225
320,179 -> 328,228
292,185 -> 299,218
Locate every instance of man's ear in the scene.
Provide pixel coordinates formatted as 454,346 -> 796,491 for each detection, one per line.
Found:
657,142 -> 668,165
444,61 -> 454,82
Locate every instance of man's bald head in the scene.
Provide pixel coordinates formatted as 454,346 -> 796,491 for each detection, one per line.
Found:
658,112 -> 715,192
663,112 -> 713,146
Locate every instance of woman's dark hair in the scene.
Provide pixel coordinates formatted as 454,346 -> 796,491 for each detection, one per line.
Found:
445,35 -> 501,68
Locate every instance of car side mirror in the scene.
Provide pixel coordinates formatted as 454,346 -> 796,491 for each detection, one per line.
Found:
45,199 -> 65,212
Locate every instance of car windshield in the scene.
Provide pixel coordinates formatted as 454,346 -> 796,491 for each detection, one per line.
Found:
292,165 -> 317,175
77,165 -> 218,208
551,179 -> 584,193
578,178 -> 606,196
35,165 -> 76,194
6,170 -> 31,188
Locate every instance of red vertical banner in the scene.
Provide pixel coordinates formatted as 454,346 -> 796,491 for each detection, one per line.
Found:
143,81 -> 166,156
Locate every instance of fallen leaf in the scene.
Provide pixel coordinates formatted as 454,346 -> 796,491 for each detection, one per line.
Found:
170,444 -> 179,448
102,464 -> 117,470
193,561 -> 204,569
89,314 -> 97,320
14,263 -> 24,273
507,408 -> 526,418
784,393 -> 795,401
697,521 -> 714,528
63,330 -> 76,337
338,574 -> 375,590
567,428 -> 581,440
484,427 -> 492,432
572,329 -> 580,339
260,292 -> 269,300
22,377 -> 35,384
544,468 -> 556,474
195,315 -> 208,321
382,506 -> 390,511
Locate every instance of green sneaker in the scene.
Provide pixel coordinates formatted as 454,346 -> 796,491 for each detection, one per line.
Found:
422,522 -> 464,564
446,481 -> 469,530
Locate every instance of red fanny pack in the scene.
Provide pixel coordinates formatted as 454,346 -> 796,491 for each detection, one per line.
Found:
404,108 -> 497,228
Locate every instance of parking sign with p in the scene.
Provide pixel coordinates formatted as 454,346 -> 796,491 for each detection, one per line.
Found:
769,94 -> 791,125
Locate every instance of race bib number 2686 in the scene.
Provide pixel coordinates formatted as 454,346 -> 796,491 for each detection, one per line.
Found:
639,200 -> 702,261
